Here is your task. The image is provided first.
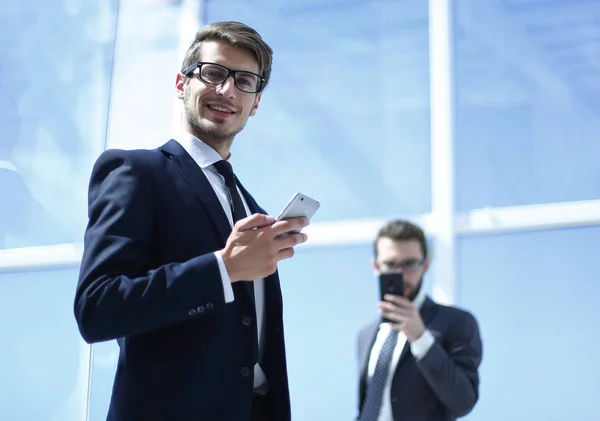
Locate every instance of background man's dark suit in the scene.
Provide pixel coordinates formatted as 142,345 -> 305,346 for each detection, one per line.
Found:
357,297 -> 482,421
75,139 -> 290,421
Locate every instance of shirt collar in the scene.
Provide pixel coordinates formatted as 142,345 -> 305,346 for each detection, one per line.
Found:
176,132 -> 229,169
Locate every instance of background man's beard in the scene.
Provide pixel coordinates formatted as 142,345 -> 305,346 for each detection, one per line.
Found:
406,276 -> 424,301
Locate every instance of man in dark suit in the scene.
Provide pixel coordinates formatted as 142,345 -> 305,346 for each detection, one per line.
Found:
74,21 -> 309,421
356,220 -> 483,421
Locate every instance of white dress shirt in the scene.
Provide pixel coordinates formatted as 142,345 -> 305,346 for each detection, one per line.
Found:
177,133 -> 267,391
366,288 -> 435,421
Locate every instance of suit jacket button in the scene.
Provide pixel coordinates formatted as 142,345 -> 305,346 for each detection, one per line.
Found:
206,302 -> 214,310
188,308 -> 197,316
242,316 -> 252,326
197,305 -> 205,313
240,367 -> 251,378
391,397 -> 398,403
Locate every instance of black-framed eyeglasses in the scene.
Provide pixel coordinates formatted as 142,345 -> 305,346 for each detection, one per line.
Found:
182,62 -> 265,93
377,259 -> 425,273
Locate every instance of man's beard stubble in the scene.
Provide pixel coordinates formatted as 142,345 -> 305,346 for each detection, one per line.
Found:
406,276 -> 424,302
184,92 -> 245,147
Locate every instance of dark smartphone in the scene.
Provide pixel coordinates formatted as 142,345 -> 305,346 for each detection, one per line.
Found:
379,273 -> 404,323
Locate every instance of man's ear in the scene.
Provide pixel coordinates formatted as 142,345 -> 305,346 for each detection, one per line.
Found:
371,258 -> 380,276
422,258 -> 431,274
176,73 -> 186,100
249,92 -> 263,117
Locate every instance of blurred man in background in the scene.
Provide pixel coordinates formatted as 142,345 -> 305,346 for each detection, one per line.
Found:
356,220 -> 483,421
75,21 -> 308,421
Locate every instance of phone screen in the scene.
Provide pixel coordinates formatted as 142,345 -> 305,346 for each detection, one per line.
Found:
379,273 -> 404,323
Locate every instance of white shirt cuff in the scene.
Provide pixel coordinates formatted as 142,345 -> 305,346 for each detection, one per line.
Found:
214,252 -> 234,303
410,329 -> 435,360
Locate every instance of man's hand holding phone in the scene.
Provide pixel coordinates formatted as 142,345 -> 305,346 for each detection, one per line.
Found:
219,213 -> 310,283
378,294 -> 426,342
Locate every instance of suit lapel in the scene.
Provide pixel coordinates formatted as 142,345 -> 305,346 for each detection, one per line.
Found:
236,179 -> 261,215
159,139 -> 232,245
419,297 -> 438,329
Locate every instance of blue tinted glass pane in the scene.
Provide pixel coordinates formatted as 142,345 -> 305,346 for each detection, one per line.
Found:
104,0 -> 181,152
280,241 -> 437,420
0,2 -> 118,249
457,226 -> 600,421
205,0 -> 432,220
454,2 -> 600,211
0,268 -> 89,421
89,341 -> 119,421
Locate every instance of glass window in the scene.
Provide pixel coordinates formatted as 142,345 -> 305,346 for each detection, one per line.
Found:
103,0 -> 181,152
454,2 -> 600,211
280,244 -> 376,420
206,0 -> 432,221
0,267 -> 89,421
280,241 -> 436,420
88,341 -> 119,421
456,226 -> 600,420
0,1 -> 119,249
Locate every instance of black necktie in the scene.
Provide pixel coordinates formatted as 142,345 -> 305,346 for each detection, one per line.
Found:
212,160 -> 248,223
213,160 -> 259,363
359,329 -> 399,421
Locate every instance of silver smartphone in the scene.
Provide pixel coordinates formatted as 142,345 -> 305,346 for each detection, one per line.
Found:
275,192 -> 320,237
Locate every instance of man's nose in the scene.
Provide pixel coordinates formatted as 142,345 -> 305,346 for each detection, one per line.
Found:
216,76 -> 237,98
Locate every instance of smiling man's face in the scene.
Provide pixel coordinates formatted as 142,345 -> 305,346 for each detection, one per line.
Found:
176,40 -> 263,146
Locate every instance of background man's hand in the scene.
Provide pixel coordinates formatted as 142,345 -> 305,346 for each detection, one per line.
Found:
219,213 -> 309,282
378,294 -> 426,342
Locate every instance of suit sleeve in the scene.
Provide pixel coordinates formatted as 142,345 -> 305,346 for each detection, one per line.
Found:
414,311 -> 483,417
74,150 -> 226,343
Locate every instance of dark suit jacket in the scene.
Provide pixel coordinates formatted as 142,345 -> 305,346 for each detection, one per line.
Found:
74,139 -> 291,421
357,297 -> 482,421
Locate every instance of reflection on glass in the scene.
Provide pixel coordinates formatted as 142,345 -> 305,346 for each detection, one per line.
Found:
457,226 -> 600,421
206,0 -> 432,221
454,1 -> 600,210
0,268 -> 89,421
0,93 -> 71,248
0,1 -> 119,248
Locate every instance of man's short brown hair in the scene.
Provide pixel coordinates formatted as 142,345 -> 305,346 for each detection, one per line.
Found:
181,21 -> 273,90
374,220 -> 428,259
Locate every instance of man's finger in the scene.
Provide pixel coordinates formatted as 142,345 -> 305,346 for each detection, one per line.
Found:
384,294 -> 413,307
379,309 -> 409,323
276,232 -> 308,249
270,217 -> 310,237
235,213 -> 276,231
378,301 -> 411,316
277,247 -> 296,261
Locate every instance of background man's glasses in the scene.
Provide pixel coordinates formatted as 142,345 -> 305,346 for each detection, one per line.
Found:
182,62 -> 265,93
377,259 -> 425,273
